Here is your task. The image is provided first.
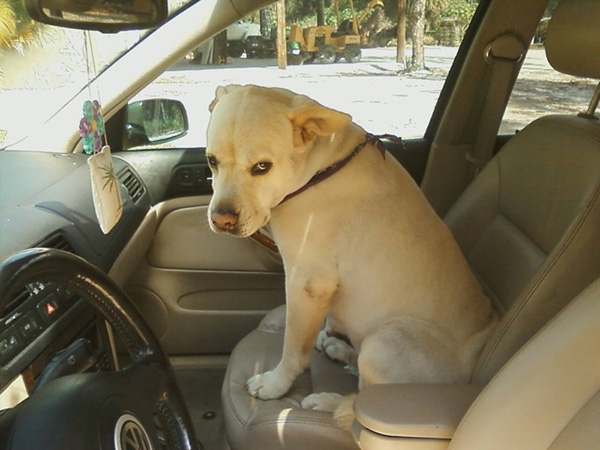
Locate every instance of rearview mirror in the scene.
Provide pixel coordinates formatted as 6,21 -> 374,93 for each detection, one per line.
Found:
24,0 -> 168,32
124,99 -> 189,148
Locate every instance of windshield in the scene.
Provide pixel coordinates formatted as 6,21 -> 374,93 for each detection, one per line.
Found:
0,0 -> 191,149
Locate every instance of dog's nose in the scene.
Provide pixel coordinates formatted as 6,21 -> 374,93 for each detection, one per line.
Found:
211,209 -> 239,231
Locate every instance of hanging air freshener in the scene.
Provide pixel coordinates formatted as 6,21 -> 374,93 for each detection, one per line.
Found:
80,100 -> 123,234
88,144 -> 123,234
79,99 -> 105,155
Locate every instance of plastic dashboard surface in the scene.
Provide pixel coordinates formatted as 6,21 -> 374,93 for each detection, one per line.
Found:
0,149 -> 151,385
0,150 -> 150,270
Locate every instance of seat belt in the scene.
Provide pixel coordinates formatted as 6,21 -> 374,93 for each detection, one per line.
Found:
467,34 -> 525,179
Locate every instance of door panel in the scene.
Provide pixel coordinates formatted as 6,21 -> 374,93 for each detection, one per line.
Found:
147,200 -> 281,271
115,194 -> 285,355
127,267 -> 285,354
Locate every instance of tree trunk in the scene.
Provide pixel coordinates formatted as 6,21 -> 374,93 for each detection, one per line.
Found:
316,0 -> 325,26
276,0 -> 287,69
396,0 -> 406,64
410,0 -> 426,70
259,8 -> 270,37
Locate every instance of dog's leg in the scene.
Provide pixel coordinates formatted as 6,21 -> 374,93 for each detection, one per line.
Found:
356,318 -> 469,387
247,274 -> 338,400
304,319 -> 470,429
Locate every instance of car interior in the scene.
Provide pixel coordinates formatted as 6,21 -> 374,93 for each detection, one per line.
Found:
0,0 -> 599,449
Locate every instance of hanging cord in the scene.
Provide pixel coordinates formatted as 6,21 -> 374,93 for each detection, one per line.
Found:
83,30 -> 108,154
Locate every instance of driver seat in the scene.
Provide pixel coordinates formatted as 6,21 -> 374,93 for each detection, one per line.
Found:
222,1 -> 600,449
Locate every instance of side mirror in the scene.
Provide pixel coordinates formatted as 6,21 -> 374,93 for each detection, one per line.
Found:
24,0 -> 168,32
124,99 -> 189,148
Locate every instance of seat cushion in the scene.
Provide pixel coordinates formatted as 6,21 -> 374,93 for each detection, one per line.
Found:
222,305 -> 359,450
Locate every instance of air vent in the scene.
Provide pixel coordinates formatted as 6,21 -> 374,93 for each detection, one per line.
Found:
4,287 -> 31,317
37,233 -> 75,254
2,234 -> 77,318
118,168 -> 144,202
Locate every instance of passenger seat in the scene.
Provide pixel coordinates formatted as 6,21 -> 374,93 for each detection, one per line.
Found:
449,276 -> 600,449
445,0 -> 600,383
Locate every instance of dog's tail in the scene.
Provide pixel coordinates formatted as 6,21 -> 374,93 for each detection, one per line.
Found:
333,393 -> 358,431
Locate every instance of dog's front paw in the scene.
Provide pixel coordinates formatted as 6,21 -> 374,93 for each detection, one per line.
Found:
301,392 -> 345,412
247,370 -> 292,400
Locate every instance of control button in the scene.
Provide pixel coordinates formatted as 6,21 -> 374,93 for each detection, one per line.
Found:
0,328 -> 21,363
58,285 -> 75,300
17,312 -> 41,339
28,282 -> 46,296
194,168 -> 204,184
37,294 -> 60,323
177,168 -> 193,186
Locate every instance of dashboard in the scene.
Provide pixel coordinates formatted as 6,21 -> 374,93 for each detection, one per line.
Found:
0,149 -> 151,435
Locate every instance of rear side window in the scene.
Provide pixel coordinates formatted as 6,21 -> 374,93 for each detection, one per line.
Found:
499,1 -> 597,135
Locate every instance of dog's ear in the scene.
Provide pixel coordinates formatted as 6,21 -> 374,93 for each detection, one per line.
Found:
288,105 -> 351,147
209,84 -> 242,112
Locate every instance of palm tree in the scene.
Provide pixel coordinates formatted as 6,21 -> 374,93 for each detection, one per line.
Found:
0,0 -> 44,52
0,0 -> 17,49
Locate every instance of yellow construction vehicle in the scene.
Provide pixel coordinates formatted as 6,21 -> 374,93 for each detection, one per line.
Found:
357,0 -> 385,46
287,24 -> 361,63
287,0 -> 358,63
287,0 -> 384,64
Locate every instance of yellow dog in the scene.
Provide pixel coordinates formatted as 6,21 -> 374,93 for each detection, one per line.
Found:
206,84 -> 496,427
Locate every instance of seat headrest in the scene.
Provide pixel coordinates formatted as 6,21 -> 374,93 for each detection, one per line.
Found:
545,0 -> 600,79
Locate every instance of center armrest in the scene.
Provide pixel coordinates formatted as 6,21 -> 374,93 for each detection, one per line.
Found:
354,384 -> 484,439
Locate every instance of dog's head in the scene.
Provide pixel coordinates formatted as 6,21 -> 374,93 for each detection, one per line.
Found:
206,85 -> 351,237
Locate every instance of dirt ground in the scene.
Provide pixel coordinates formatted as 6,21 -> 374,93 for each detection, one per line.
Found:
145,45 -> 598,148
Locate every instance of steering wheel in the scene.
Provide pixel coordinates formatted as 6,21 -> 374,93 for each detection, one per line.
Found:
0,248 -> 199,450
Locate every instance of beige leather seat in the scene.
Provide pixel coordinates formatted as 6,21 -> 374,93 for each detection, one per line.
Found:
448,277 -> 600,450
352,276 -> 600,450
450,280 -> 600,450
222,1 -> 600,448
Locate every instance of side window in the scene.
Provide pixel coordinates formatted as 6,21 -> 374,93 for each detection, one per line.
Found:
126,1 -> 479,150
499,0 -> 597,135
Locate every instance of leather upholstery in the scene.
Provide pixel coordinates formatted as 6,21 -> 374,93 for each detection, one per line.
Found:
545,0 -> 600,79
450,278 -> 600,450
222,306 -> 359,450
445,114 -> 600,383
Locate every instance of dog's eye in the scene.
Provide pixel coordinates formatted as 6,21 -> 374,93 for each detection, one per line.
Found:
207,155 -> 218,168
251,161 -> 272,176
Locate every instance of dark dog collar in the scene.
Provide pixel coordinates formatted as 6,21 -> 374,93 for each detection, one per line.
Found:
250,133 -> 403,253
278,133 -> 400,206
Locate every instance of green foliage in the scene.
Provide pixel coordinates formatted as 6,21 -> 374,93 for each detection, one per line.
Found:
442,0 -> 478,27
287,0 -> 387,28
143,102 -> 186,142
0,0 -> 17,47
285,0 -> 477,42
0,0 -> 42,51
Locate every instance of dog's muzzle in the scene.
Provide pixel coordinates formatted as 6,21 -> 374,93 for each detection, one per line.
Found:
211,208 -> 239,232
